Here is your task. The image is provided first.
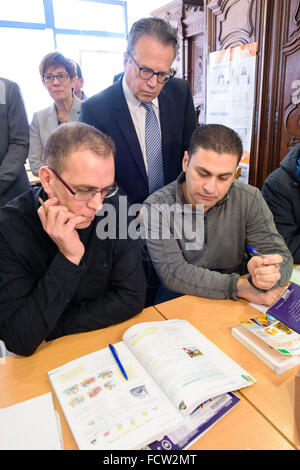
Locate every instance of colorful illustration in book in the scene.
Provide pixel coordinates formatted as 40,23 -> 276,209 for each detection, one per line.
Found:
103,380 -> 116,391
183,346 -> 203,358
239,318 -> 254,325
87,386 -> 102,398
179,400 -> 187,410
63,384 -> 80,396
263,327 -> 278,336
98,370 -> 113,380
251,314 -> 276,328
275,322 -> 294,335
69,395 -> 85,408
81,377 -> 97,388
241,374 -> 255,383
130,385 -> 148,399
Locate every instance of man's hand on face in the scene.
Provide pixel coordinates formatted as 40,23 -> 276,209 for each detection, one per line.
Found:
38,197 -> 86,265
247,254 -> 282,290
236,277 -> 285,306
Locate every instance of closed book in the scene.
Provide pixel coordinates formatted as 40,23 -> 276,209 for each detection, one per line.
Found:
232,325 -> 300,375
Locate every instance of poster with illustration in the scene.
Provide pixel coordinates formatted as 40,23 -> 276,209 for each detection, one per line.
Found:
206,43 -> 257,183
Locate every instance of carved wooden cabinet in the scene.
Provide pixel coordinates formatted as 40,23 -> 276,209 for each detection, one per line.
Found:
205,0 -> 300,188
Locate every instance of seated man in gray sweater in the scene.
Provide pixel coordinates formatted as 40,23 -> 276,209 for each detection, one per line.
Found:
143,124 -> 293,306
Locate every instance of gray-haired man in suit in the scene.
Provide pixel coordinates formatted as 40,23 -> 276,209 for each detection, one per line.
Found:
81,17 -> 196,205
0,77 -> 30,207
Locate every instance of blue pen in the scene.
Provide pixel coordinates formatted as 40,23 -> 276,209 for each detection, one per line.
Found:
109,343 -> 128,380
247,246 -> 280,268
246,246 -> 265,257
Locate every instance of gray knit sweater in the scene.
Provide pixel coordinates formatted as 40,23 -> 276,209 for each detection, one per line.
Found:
143,173 -> 293,299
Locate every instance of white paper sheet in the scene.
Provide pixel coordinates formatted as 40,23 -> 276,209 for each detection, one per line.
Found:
0,392 -> 62,450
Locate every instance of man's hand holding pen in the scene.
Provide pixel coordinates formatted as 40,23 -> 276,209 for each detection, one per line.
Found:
247,253 -> 283,291
38,196 -> 86,265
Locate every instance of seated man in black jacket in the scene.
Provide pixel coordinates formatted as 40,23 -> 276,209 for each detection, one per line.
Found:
262,143 -> 300,263
0,122 -> 146,356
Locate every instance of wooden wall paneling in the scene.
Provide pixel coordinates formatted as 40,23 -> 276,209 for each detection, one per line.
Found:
248,0 -> 274,188
183,4 -> 205,121
252,0 -> 300,188
151,0 -> 204,80
274,0 -> 300,170
206,0 -> 257,50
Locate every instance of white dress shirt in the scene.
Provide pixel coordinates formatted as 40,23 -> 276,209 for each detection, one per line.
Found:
122,76 -> 161,174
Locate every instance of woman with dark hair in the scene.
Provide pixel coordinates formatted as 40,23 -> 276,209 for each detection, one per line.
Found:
28,51 -> 81,176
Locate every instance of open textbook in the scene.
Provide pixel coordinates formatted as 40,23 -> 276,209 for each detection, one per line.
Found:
48,319 -> 254,450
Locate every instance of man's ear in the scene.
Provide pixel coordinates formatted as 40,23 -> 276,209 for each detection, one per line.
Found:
123,51 -> 129,70
182,151 -> 189,173
39,166 -> 54,198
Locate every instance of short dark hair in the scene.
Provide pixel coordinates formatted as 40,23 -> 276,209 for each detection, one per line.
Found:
39,51 -> 76,80
188,124 -> 243,164
126,17 -> 179,58
75,62 -> 83,79
43,122 -> 116,174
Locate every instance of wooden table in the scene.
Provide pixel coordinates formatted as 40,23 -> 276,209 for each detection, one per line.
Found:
154,295 -> 300,450
0,304 -> 295,450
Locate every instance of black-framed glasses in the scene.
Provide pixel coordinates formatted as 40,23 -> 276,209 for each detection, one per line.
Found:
48,167 -> 119,201
128,52 -> 174,84
43,73 -> 70,84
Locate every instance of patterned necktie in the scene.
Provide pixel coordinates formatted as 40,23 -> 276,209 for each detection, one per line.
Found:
142,102 -> 165,194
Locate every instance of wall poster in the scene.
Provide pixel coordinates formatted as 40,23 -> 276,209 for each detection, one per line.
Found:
206,43 -> 257,183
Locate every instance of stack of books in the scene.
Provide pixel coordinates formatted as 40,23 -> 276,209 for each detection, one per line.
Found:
232,282 -> 300,374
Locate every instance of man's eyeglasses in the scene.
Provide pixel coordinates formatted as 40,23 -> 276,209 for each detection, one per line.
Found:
48,167 -> 119,201
43,73 -> 70,84
128,52 -> 174,84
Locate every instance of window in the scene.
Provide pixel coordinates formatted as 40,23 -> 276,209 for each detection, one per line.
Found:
52,0 -> 126,33
0,0 -> 45,23
0,0 -> 128,121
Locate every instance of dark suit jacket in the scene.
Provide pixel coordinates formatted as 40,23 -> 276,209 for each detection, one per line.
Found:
0,77 -> 30,208
80,77 -> 196,204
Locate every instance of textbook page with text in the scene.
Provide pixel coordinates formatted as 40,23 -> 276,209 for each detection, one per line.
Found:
123,320 -> 255,415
